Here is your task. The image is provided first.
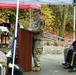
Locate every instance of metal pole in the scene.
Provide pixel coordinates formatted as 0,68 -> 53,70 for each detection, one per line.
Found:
30,8 -> 32,27
73,5 -> 76,41
11,0 -> 19,75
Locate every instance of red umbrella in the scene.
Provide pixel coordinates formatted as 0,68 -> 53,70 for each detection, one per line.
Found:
0,3 -> 41,26
0,3 -> 16,9
19,4 -> 41,9
0,3 -> 41,9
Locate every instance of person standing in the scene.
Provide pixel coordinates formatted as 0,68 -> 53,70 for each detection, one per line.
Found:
28,8 -> 45,71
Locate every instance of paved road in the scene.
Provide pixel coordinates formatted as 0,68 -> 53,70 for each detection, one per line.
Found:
0,47 -> 76,75
24,54 -> 76,75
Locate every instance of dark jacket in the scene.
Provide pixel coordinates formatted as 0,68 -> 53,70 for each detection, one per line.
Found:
72,40 -> 76,49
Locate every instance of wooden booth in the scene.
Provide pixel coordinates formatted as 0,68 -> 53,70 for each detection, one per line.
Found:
17,28 -> 33,72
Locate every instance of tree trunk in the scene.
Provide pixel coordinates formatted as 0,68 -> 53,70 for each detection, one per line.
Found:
59,5 -> 69,37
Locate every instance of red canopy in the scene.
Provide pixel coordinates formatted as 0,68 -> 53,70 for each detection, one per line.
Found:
0,3 -> 41,9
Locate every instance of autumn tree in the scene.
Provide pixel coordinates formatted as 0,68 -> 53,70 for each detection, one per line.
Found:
48,5 -> 74,37
41,5 -> 55,33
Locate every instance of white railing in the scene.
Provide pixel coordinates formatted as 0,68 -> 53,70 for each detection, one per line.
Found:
44,32 -> 72,46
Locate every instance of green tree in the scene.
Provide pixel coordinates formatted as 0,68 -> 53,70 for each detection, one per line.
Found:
0,5 -> 74,37
0,9 -> 16,23
48,5 -> 74,37
41,5 -> 55,32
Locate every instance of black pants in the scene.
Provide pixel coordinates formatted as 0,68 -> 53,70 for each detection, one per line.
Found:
65,49 -> 76,68
65,49 -> 74,63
